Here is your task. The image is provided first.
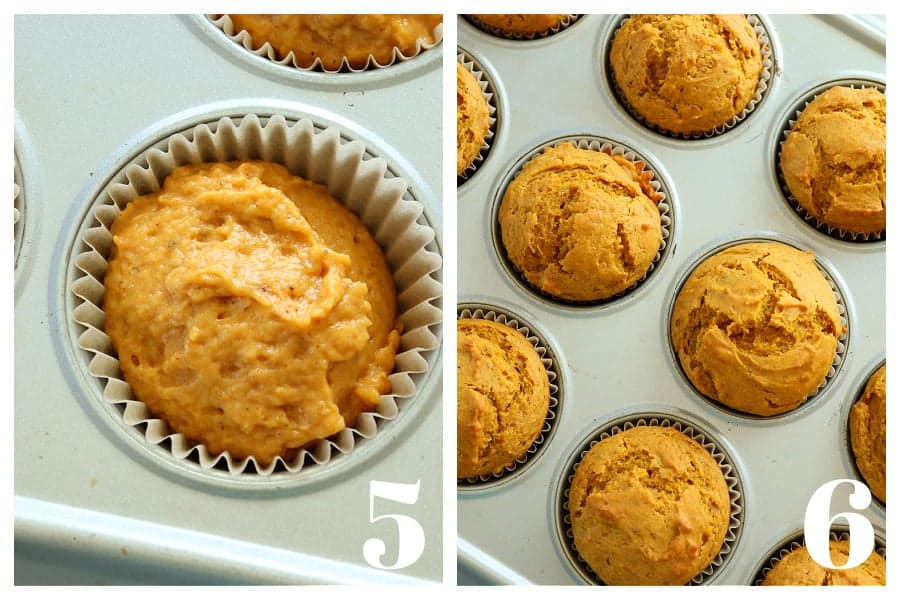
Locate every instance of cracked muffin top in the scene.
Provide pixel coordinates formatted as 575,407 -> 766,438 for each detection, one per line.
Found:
670,241 -> 843,416
761,538 -> 885,585
457,318 -> 550,479
780,86 -> 886,235
849,363 -> 886,503
498,142 -> 662,303
568,425 -> 731,585
456,62 -> 491,176
609,14 -> 763,135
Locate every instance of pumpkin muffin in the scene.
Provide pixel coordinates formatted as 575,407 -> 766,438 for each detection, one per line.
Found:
849,363 -> 886,503
780,86 -> 886,235
671,241 -> 843,416
609,14 -> 763,135
226,14 -> 442,70
470,14 -> 569,36
568,425 -> 731,585
762,538 -> 885,585
457,318 -> 550,478
498,142 -> 662,302
457,62 -> 491,176
104,161 -> 401,465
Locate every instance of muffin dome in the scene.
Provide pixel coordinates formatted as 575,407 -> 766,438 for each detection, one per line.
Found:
762,538 -> 885,585
456,62 -> 491,176
849,363 -> 886,503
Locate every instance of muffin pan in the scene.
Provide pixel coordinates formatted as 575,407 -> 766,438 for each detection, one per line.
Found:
457,14 -> 885,585
15,15 -> 441,583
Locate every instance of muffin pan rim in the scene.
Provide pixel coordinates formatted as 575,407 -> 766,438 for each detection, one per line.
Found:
769,73 -> 887,244
187,14 -> 443,91
487,132 -> 680,311
661,231 -> 854,422
56,100 -> 443,492
552,409 -> 747,586
456,300 -> 565,491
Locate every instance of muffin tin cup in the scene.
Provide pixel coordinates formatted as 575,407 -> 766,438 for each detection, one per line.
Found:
464,14 -> 580,41
68,112 -> 442,483
665,233 -> 851,422
208,14 -> 443,74
555,412 -> 745,586
14,156 -> 23,266
773,77 -> 886,243
456,302 -> 563,490
751,526 -> 886,585
604,14 -> 775,140
490,134 -> 676,308
840,356 -> 887,512
457,48 -> 499,185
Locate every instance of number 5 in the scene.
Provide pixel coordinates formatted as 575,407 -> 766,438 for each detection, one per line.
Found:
363,480 -> 425,570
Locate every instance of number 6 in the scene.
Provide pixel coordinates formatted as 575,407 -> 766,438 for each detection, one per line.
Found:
803,479 -> 874,569
363,480 -> 425,570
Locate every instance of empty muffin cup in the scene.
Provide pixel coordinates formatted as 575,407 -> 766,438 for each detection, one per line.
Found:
69,113 -> 442,482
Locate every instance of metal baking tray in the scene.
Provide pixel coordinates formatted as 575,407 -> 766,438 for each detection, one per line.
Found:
14,14 -> 443,584
457,13 -> 885,585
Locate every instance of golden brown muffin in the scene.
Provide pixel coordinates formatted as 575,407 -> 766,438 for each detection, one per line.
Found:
457,62 -> 491,176
457,318 -> 550,478
609,14 -> 763,135
671,242 -> 843,416
568,426 -> 731,585
470,14 -> 569,35
227,14 -> 442,70
498,142 -> 662,302
780,86 -> 886,235
762,539 -> 885,585
104,161 -> 400,465
849,363 -> 886,503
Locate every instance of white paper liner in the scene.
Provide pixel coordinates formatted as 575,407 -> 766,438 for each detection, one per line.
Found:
456,304 -> 561,488
493,135 -> 674,306
457,49 -> 497,183
558,414 -> 744,586
465,14 -> 579,40
753,528 -> 887,585
669,236 -> 850,419
608,14 -> 774,139
209,14 -> 443,73
776,79 -> 886,242
69,114 -> 442,477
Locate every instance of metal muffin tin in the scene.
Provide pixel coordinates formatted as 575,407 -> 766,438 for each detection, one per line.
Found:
15,15 -> 442,583
457,14 -> 885,585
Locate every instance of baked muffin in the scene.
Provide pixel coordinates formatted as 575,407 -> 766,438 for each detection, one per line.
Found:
671,242 -> 843,416
780,86 -> 886,235
849,363 -> 886,503
498,142 -> 662,302
104,161 -> 401,465
457,62 -> 491,176
226,14 -> 442,70
568,425 -> 731,585
470,14 -> 569,36
610,14 -> 763,135
762,538 -> 885,585
457,318 -> 550,478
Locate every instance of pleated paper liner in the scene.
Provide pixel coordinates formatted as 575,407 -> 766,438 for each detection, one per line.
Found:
69,114 -> 442,479
209,14 -> 443,73
456,303 -> 562,490
556,413 -> 745,585
606,14 -> 775,139
490,135 -> 675,308
457,48 -> 498,185
465,14 -> 580,41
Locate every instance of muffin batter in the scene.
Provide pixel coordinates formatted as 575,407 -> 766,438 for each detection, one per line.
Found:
228,14 -> 442,70
670,242 -> 843,416
104,161 -> 400,464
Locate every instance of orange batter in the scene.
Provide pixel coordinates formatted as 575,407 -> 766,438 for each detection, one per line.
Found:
228,14 -> 442,70
103,161 -> 400,464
